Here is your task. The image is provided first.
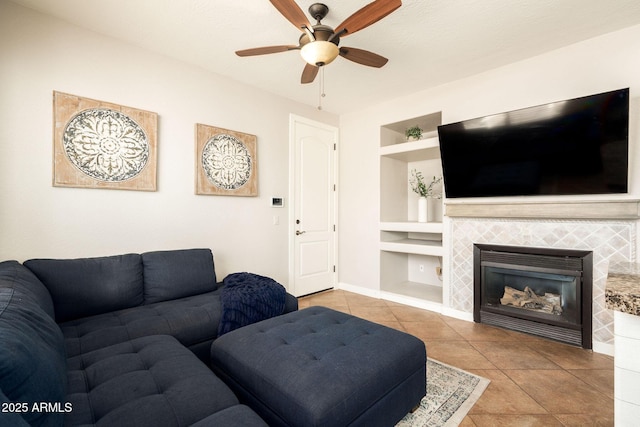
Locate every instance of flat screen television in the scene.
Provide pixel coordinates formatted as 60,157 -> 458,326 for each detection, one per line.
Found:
437,88 -> 629,198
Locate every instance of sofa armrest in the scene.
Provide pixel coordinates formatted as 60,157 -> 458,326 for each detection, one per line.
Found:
284,292 -> 298,313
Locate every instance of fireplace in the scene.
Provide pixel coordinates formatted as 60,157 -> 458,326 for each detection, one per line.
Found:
474,244 -> 593,348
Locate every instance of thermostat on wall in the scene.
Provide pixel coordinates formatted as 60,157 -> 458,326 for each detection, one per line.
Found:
271,197 -> 284,207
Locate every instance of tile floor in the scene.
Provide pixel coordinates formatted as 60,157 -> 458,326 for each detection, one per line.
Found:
299,289 -> 614,427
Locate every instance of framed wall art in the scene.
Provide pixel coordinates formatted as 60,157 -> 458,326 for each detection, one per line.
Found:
53,91 -> 158,191
195,123 -> 258,196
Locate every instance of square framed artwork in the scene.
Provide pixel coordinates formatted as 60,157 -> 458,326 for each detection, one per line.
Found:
195,123 -> 258,196
53,91 -> 158,191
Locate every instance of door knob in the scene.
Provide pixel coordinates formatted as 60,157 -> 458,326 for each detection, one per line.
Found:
296,230 -> 306,235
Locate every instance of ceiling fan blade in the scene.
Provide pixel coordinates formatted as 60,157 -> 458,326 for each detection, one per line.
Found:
269,0 -> 311,31
335,0 -> 401,37
235,45 -> 298,57
339,47 -> 388,67
301,63 -> 319,84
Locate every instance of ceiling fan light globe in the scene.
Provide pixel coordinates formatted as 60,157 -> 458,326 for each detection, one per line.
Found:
300,41 -> 339,66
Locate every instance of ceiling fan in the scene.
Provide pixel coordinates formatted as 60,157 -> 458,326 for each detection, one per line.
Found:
235,0 -> 402,84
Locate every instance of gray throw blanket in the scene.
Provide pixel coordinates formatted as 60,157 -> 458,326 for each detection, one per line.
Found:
217,272 -> 286,336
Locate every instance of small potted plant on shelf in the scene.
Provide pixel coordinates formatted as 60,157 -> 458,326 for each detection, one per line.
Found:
405,125 -> 423,141
409,169 -> 442,222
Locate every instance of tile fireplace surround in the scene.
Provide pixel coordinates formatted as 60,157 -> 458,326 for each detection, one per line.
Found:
445,199 -> 640,352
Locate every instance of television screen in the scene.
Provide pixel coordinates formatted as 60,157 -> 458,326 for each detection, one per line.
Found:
437,88 -> 629,198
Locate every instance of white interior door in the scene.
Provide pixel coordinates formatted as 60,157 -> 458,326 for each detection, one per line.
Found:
289,115 -> 337,297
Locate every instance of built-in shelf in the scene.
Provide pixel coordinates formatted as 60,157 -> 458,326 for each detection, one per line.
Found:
380,281 -> 443,306
380,114 -> 442,145
382,280 -> 443,301
380,221 -> 443,233
379,136 -> 440,161
380,239 -> 443,256
379,112 -> 445,308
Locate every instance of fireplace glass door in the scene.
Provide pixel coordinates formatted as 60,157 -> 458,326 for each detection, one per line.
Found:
482,264 -> 581,327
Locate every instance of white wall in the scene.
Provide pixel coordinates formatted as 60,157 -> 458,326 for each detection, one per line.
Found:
339,23 -> 640,291
0,1 -> 338,287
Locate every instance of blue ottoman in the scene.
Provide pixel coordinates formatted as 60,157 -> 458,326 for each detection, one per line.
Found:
210,306 -> 426,427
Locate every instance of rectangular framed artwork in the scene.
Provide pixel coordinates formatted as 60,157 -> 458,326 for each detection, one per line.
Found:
195,123 -> 258,196
53,91 -> 158,191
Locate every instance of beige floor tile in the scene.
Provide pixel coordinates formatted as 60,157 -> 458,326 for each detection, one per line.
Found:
529,340 -> 614,370
554,413 -> 614,426
299,289 -> 349,307
348,305 -> 397,323
467,414 -> 564,426
344,292 -> 389,307
424,341 -> 497,370
567,369 -> 614,399
389,305 -> 444,322
470,341 -> 562,370
371,319 -> 406,331
401,320 -> 465,341
468,369 -> 548,415
443,318 -> 520,342
504,369 -> 613,415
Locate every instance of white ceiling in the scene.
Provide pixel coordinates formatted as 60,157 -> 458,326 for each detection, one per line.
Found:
10,0 -> 640,114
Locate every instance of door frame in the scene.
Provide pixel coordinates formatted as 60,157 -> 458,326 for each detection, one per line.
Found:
288,114 -> 339,297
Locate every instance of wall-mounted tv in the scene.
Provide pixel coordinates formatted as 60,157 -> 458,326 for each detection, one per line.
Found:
437,88 -> 629,198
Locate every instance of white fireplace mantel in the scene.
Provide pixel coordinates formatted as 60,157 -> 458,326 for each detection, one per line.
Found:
445,199 -> 640,220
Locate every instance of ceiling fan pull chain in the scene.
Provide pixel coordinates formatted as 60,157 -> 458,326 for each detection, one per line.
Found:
317,67 -> 326,110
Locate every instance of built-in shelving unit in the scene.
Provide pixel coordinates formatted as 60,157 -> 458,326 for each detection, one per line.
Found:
379,112 -> 445,308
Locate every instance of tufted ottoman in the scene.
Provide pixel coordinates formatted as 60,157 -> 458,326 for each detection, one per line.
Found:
210,306 -> 426,427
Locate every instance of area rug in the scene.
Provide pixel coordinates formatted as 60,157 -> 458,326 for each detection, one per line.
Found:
396,358 -> 490,427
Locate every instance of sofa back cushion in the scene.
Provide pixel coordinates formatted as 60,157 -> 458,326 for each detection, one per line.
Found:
0,261 -> 67,426
24,254 -> 144,322
142,248 -> 217,304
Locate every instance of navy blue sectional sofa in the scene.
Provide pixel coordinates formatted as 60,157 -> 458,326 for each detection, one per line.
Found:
0,248 -> 297,426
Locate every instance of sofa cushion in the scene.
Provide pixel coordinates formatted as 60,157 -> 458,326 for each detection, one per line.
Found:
60,290 -> 223,358
142,248 -> 217,304
65,334 -> 240,426
0,261 -> 67,427
24,254 -> 144,322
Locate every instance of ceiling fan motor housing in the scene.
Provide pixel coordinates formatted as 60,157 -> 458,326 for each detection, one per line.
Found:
299,25 -> 339,46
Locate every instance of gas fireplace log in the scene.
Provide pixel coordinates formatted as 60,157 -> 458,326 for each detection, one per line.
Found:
500,286 -> 563,315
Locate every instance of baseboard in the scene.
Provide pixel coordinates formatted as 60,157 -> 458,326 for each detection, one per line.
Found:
441,307 -> 474,322
592,341 -> 614,356
336,282 -> 381,299
379,291 -> 444,313
338,282 -> 474,318
337,282 -> 447,314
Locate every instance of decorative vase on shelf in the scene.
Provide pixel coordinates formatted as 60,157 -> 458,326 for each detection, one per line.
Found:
410,169 -> 443,223
418,197 -> 428,223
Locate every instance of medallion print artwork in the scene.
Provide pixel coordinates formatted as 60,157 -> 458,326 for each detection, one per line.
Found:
53,91 -> 157,191
195,123 -> 257,196
202,134 -> 252,190
63,109 -> 149,182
